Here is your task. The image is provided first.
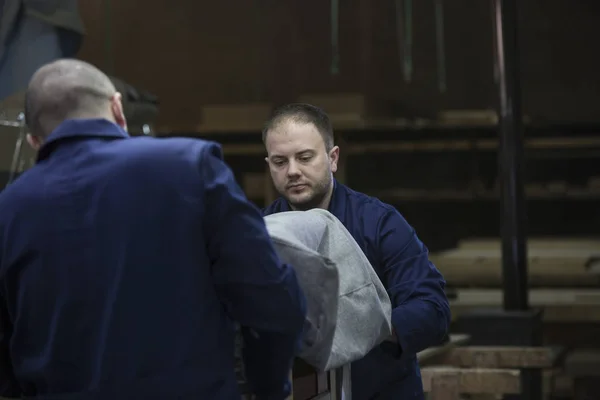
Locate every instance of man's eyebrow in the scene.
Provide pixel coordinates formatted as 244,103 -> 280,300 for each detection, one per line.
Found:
269,149 -> 315,159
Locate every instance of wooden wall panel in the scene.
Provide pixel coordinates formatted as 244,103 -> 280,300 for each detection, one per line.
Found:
76,0 -> 600,130
78,0 -> 270,129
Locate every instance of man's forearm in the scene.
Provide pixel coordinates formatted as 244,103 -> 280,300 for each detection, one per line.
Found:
390,299 -> 450,357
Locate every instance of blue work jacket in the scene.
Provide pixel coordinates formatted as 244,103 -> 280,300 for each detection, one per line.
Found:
0,119 -> 306,400
264,180 -> 451,399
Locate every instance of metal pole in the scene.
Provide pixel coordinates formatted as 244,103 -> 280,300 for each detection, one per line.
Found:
492,0 -> 528,311
7,113 -> 26,187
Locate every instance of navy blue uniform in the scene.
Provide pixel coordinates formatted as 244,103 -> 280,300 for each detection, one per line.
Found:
0,119 -> 306,399
264,181 -> 450,399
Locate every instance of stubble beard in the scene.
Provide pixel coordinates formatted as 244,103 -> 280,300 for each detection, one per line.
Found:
286,175 -> 332,211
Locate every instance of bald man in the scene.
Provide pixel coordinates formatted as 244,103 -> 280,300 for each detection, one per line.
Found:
0,59 -> 306,399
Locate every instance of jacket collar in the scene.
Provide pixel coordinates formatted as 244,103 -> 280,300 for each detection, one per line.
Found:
326,179 -> 348,219
37,118 -> 129,162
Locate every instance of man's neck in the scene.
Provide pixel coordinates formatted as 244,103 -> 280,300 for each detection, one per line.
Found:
319,182 -> 335,210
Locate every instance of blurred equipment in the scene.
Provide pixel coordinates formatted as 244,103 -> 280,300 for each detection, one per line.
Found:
0,92 -> 34,188
434,0 -> 446,92
395,0 -> 413,83
0,77 -> 159,187
109,76 -> 159,135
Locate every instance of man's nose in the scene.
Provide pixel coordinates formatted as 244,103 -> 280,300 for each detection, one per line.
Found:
287,161 -> 301,177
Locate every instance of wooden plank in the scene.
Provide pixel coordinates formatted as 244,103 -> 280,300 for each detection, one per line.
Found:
457,237 -> 600,250
438,109 -> 499,126
452,304 -> 600,323
435,248 -> 599,260
431,250 -> 598,275
376,187 -> 600,203
346,137 -> 600,153
443,273 -> 599,288
165,129 -> 600,153
421,367 -> 520,394
443,346 -> 564,369
450,289 -> 600,322
418,334 -> 471,365
451,289 -> 600,307
430,369 -> 461,400
432,245 -> 600,284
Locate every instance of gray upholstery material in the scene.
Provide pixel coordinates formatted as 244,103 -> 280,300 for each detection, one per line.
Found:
265,209 -> 393,372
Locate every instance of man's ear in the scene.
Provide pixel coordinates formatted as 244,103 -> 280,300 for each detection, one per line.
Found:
264,156 -> 269,164
26,133 -> 42,151
328,145 -> 340,173
110,92 -> 128,131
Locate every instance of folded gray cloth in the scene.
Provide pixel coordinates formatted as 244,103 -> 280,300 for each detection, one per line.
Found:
265,209 -> 393,372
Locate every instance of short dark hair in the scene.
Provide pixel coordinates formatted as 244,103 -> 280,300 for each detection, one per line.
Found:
262,103 -> 335,151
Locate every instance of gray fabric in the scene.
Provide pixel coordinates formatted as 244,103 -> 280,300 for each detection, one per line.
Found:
265,209 -> 393,372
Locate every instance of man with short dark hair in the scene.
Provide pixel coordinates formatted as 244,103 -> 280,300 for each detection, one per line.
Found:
0,59 -> 307,400
262,103 -> 451,400
262,103 -> 337,211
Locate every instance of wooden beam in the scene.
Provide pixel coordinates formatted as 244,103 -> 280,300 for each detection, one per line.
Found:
443,346 -> 564,369
453,304 -> 600,323
431,238 -> 600,287
449,288 -> 600,322
421,367 -> 520,394
430,369 -> 461,400
213,135 -> 600,157
418,334 -> 471,365
345,137 -> 600,153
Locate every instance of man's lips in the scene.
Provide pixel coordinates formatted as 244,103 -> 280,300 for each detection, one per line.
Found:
287,184 -> 308,191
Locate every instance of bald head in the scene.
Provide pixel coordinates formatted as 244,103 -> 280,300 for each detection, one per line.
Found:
25,59 -> 124,138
